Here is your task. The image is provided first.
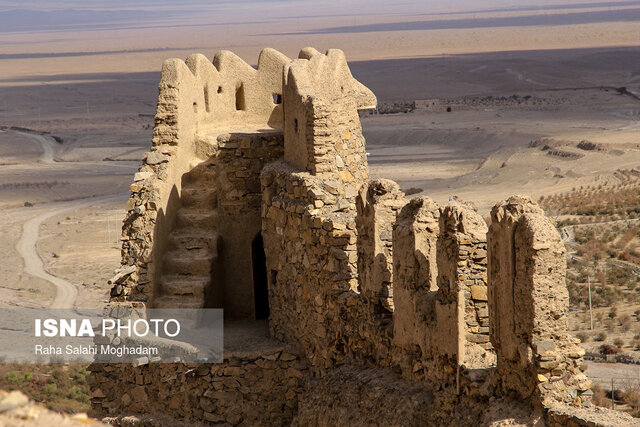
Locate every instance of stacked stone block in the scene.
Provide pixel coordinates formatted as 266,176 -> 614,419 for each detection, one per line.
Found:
356,179 -> 406,311
261,161 -> 360,369
437,202 -> 492,370
489,197 -> 590,407
283,49 -> 374,205
89,349 -> 306,425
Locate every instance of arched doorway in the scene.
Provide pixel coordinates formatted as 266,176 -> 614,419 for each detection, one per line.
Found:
251,234 -> 269,319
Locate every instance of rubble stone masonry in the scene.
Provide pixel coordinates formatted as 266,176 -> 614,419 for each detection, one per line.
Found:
93,48 -> 640,426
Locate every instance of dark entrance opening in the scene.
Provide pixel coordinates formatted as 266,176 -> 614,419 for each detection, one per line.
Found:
446,106 -> 452,112
252,234 -> 269,319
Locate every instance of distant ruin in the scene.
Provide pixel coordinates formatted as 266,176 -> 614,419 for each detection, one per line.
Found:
90,48 -> 639,426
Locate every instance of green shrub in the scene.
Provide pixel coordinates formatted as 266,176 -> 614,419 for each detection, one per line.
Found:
594,332 -> 607,342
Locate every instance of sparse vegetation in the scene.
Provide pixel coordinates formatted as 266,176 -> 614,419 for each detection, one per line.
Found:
542,169 -> 640,224
0,363 -> 90,413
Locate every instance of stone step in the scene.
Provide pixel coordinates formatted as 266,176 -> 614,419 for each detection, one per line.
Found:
162,251 -> 217,276
181,185 -> 217,209
183,163 -> 217,186
174,209 -> 218,230
168,231 -> 221,253
159,275 -> 210,299
152,295 -> 205,309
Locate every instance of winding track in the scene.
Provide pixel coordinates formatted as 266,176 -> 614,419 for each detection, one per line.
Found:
16,131 -> 56,163
15,194 -> 126,309
6,128 -> 135,308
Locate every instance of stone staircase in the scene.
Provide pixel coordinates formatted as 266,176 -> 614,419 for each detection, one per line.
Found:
153,161 -> 221,308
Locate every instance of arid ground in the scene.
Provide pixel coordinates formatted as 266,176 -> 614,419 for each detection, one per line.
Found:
1,0 -> 639,413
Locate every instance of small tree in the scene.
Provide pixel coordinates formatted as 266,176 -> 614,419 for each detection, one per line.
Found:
599,344 -> 620,355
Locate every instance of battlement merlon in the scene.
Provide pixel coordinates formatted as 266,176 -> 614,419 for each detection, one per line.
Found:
283,48 -> 376,185
158,48 -> 290,132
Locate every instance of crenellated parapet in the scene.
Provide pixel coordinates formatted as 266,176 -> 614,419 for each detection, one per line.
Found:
169,48 -> 289,129
102,46 -> 634,426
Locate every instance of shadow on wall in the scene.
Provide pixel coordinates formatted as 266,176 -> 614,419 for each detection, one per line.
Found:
252,234 -> 269,320
147,158 -> 273,319
148,161 -> 226,311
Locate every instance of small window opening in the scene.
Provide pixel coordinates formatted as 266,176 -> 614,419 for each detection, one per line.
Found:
217,86 -> 223,94
272,93 -> 282,104
192,102 -> 197,113
204,86 -> 210,113
294,118 -> 299,133
235,82 -> 246,111
252,234 -> 269,320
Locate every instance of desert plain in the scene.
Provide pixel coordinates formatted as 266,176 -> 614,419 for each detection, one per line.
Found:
0,0 -> 639,408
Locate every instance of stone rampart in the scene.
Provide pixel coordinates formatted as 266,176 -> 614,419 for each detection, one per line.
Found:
95,47 -> 636,427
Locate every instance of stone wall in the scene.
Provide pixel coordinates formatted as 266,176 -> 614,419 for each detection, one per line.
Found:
113,50 -> 287,315
99,47 -> 636,426
90,347 -> 307,426
489,197 -> 590,407
356,179 -> 406,311
195,131 -> 284,316
437,203 -> 492,369
392,197 -> 440,378
283,48 -> 373,199
260,161 -> 362,369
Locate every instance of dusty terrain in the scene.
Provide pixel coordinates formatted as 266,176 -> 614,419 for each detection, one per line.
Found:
0,0 -> 639,417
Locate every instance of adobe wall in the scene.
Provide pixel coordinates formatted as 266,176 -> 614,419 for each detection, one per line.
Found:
116,58 -> 205,303
182,48 -> 289,128
112,50 -> 287,316
99,47 -> 639,426
355,179 -> 406,311
392,197 -> 440,377
489,197 -> 591,407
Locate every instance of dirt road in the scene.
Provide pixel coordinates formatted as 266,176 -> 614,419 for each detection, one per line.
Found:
16,131 -> 56,163
15,194 -> 126,309
586,361 -> 640,390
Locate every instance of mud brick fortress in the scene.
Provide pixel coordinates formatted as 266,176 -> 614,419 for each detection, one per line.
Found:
89,48 -> 638,425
